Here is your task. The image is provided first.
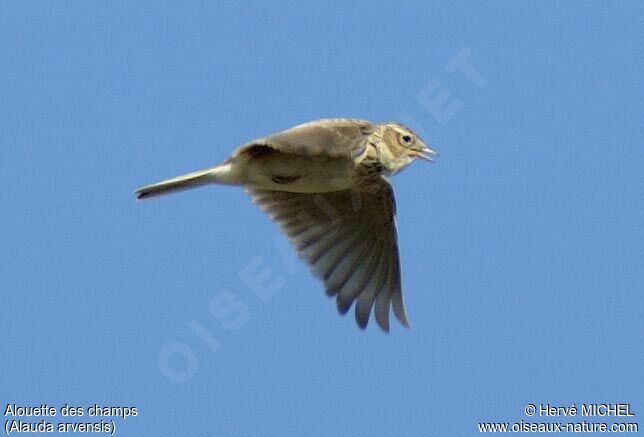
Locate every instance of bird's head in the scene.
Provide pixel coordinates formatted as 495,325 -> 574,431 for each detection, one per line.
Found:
380,123 -> 437,173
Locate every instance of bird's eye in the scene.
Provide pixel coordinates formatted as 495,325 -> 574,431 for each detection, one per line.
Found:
401,135 -> 412,144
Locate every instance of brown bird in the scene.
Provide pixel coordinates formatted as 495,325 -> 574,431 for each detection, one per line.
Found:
136,119 -> 436,331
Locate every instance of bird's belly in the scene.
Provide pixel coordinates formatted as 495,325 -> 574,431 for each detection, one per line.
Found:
243,154 -> 355,193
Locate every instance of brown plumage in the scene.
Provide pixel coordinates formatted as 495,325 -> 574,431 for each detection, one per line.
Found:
136,118 -> 437,331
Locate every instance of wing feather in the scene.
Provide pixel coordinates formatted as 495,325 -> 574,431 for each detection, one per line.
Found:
246,176 -> 409,331
336,238 -> 383,315
354,240 -> 391,329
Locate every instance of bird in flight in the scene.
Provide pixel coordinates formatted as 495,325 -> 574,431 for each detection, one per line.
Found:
136,119 -> 436,331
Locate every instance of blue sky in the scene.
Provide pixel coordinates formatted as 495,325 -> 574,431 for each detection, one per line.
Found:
2,1 -> 643,436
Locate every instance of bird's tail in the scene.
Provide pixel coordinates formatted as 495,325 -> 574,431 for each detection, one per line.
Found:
135,162 -> 238,200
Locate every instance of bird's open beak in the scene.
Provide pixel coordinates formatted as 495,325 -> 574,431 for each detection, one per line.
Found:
412,146 -> 439,163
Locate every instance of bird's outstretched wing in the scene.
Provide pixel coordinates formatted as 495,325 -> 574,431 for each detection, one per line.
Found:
235,118 -> 375,160
246,176 -> 409,331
